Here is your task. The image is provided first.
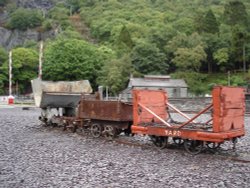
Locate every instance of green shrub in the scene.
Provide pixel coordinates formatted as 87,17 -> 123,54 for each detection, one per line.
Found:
0,0 -> 7,7
171,71 -> 208,95
230,75 -> 247,86
7,8 -> 43,30
42,19 -> 53,31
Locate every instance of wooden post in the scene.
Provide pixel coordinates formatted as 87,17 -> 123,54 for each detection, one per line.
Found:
243,42 -> 246,74
9,50 -> 12,96
39,41 -> 43,79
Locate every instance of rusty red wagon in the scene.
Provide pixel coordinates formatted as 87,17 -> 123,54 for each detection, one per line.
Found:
131,86 -> 245,154
68,95 -> 133,139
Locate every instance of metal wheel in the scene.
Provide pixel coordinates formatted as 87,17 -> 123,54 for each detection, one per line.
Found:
206,142 -> 221,149
124,128 -> 132,136
104,125 -> 116,140
71,123 -> 77,133
184,139 -> 203,155
151,136 -> 168,149
90,124 -> 103,138
173,137 -> 184,145
62,123 -> 67,131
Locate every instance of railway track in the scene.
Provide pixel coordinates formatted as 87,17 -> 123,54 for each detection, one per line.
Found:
114,136 -> 250,163
48,125 -> 250,164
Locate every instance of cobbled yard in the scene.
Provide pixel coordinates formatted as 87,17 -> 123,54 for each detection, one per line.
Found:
0,107 -> 249,188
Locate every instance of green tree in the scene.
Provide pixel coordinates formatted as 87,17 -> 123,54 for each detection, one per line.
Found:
165,33 -> 204,55
201,33 -> 227,73
117,25 -> 134,49
1,48 -> 38,93
48,6 -> 70,29
0,47 -> 8,66
65,0 -> 81,14
97,55 -> 134,95
214,48 -> 230,71
202,9 -> 219,34
7,8 -> 43,30
231,25 -> 248,69
131,40 -> 168,75
173,45 -> 207,72
148,24 -> 176,51
173,18 -> 194,35
172,71 -> 208,95
43,39 -> 108,88
0,47 -> 8,94
223,0 -> 250,70
0,0 -> 7,6
111,25 -> 134,56
224,1 -> 248,27
166,32 -> 206,72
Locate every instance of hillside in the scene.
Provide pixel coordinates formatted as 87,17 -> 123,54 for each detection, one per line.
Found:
0,0 -> 249,95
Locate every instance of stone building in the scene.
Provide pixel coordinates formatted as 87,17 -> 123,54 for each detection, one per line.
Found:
121,75 -> 188,100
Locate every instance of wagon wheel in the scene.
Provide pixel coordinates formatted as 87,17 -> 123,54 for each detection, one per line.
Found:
104,125 -> 116,141
62,120 -> 68,131
184,139 -> 203,155
206,142 -> 221,149
124,128 -> 131,136
151,136 -> 168,149
62,123 -> 67,131
71,123 -> 77,133
90,123 -> 103,138
173,137 -> 184,146
116,128 -> 123,135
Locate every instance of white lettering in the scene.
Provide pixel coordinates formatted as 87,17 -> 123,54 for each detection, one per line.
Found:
165,130 -> 181,137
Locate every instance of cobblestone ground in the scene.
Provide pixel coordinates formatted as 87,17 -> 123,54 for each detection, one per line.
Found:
0,107 -> 249,188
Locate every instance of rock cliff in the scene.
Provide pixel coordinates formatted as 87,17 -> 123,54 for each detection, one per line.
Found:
0,0 -> 63,49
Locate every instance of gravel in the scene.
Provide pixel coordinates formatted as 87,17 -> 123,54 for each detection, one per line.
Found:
0,107 -> 250,188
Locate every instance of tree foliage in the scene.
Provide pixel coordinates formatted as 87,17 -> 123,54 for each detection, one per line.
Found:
131,40 -> 168,75
173,45 -> 207,72
0,47 -> 8,66
97,55 -> 135,95
7,8 -> 43,30
43,39 -> 109,88
224,1 -> 248,27
0,0 -> 7,7
1,0 -> 250,95
1,48 -> 38,93
214,48 -> 229,71
202,9 -> 219,34
0,47 -> 8,94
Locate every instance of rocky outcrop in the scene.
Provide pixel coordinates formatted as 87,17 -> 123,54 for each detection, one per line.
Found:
0,27 -> 56,50
0,0 -> 64,49
15,0 -> 60,10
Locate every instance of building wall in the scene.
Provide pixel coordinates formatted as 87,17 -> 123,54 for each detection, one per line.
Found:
132,87 -> 188,98
120,87 -> 188,101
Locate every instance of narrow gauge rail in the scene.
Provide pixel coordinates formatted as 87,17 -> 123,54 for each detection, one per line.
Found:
32,79 -> 246,155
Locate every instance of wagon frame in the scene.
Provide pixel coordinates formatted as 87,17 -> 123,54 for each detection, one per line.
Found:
131,86 -> 245,154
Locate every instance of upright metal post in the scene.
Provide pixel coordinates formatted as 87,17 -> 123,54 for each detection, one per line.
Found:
39,41 -> 43,79
106,86 -> 109,100
243,42 -> 246,74
98,86 -> 103,100
228,71 -> 231,86
9,50 -> 12,96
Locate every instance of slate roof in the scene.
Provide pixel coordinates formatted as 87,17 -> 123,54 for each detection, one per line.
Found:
128,78 -> 188,88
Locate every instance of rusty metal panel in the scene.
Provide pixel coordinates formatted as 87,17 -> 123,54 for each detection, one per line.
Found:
212,86 -> 245,132
78,100 -> 133,121
132,90 -> 168,126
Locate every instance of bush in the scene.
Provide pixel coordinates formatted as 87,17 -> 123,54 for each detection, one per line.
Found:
42,19 -> 53,31
7,8 -> 43,30
230,75 -> 247,86
0,0 -> 7,7
171,71 -> 208,95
